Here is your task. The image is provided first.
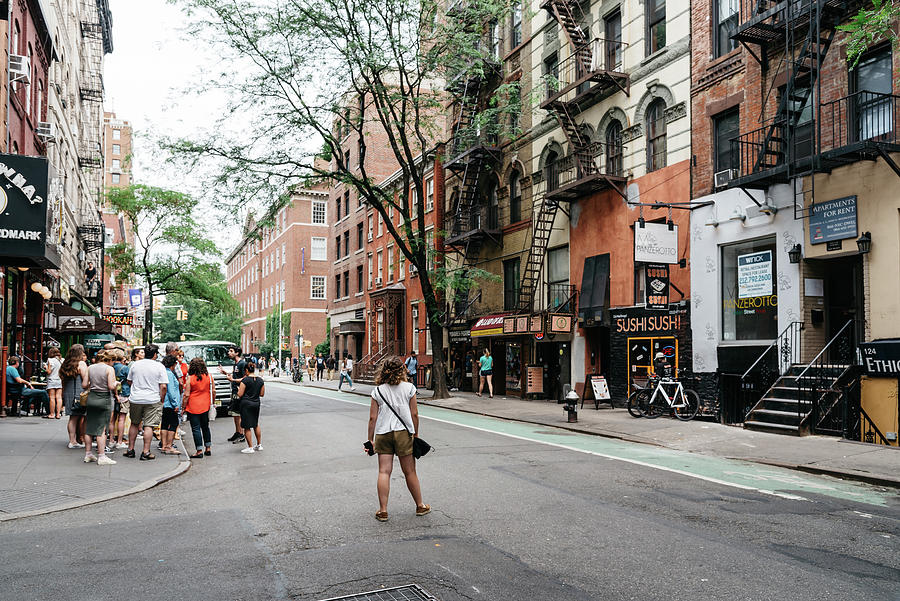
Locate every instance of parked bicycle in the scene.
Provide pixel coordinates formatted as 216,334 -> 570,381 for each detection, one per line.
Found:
629,376 -> 700,421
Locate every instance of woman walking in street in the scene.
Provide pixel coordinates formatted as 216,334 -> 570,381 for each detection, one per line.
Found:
81,351 -> 117,465
160,355 -> 182,455
365,356 -> 429,522
477,348 -> 493,398
183,357 -> 213,458
338,354 -> 356,391
45,347 -> 63,419
237,361 -> 265,453
61,344 -> 88,448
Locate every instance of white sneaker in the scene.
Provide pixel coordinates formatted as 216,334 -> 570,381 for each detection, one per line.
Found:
68,442 -> 85,449
115,442 -> 127,449
83,454 -> 97,463
240,447 -> 255,454
97,455 -> 116,466
254,444 -> 264,451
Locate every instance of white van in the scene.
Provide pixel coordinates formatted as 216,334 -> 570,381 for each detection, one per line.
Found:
178,340 -> 237,413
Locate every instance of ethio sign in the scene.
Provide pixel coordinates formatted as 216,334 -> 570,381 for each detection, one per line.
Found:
634,222 -> 678,264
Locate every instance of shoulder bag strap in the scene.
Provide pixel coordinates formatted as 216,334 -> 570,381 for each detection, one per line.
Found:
374,385 -> 413,434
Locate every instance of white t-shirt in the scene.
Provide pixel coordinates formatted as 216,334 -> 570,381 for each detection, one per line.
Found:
127,358 -> 169,404
342,358 -> 354,374
371,382 -> 416,435
47,357 -> 62,380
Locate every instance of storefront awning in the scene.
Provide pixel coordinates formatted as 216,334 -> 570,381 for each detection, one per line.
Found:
52,305 -> 115,334
470,313 -> 511,338
579,254 -> 610,324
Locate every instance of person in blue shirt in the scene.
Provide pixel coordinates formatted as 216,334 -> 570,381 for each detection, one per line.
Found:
109,349 -> 132,449
4,356 -> 33,417
405,351 -> 418,388
160,355 -> 182,454
477,349 -> 494,398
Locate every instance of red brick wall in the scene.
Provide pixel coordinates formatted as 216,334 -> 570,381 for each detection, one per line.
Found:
7,0 -> 51,156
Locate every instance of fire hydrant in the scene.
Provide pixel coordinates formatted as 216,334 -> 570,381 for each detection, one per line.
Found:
564,389 -> 579,423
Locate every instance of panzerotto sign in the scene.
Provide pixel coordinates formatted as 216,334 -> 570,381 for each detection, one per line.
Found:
634,222 -> 679,264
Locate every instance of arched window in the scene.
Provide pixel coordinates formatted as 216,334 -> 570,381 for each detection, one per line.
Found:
545,150 -> 559,192
487,177 -> 499,229
36,80 -> 43,122
509,169 -> 522,223
605,121 -> 623,175
646,99 -> 667,172
25,44 -> 33,114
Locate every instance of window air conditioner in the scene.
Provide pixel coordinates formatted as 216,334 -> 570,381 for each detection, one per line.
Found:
714,169 -> 737,190
37,122 -> 57,142
375,277 -> 383,287
9,55 -> 30,83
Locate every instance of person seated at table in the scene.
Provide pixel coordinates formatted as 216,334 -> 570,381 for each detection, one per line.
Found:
4,356 -> 34,417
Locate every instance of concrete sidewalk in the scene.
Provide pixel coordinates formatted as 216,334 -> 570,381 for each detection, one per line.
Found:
292,377 -> 900,488
0,416 -> 189,521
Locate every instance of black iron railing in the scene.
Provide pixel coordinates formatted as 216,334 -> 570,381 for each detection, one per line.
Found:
859,405 -> 890,445
448,205 -> 499,238
543,139 -> 624,192
820,91 -> 900,151
543,37 -> 627,104
729,121 -> 787,179
447,131 -> 499,162
796,319 -> 860,432
547,283 -> 577,313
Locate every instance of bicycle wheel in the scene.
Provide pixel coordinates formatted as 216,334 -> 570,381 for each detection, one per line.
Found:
627,391 -> 644,418
639,390 -> 662,419
673,389 -> 701,421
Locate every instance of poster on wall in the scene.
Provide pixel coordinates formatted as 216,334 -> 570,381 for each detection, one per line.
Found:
644,263 -> 670,309
634,222 -> 679,264
737,250 -> 773,299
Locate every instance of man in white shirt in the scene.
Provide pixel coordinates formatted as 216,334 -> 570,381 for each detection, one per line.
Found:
125,344 -> 168,460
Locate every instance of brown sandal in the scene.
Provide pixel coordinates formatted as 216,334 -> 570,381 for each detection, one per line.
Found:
415,504 -> 431,516
375,511 -> 389,522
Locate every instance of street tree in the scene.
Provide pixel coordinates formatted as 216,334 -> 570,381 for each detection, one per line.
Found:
105,184 -> 237,344
155,292 -> 242,344
840,0 -> 900,66
166,0 -> 521,398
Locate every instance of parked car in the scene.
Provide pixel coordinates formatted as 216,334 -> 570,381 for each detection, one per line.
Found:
178,340 -> 236,416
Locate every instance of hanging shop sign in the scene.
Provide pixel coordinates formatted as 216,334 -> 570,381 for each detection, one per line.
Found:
471,314 -> 509,337
104,313 -> 135,326
634,222 -> 678,264
737,250 -> 773,299
644,263 -> 670,310
84,335 -> 115,349
449,327 -> 470,343
503,317 -> 516,334
809,195 -> 857,245
128,288 -> 144,308
859,340 -> 900,377
526,365 -> 543,395
548,313 -> 574,333
0,154 -> 60,269
530,315 -> 543,333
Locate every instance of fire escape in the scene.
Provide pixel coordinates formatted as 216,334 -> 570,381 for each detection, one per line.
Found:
443,11 -> 503,323
515,0 -> 630,313
728,0 -> 900,214
78,0 -> 104,170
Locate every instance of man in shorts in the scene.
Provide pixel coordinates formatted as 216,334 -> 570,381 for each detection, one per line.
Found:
125,344 -> 168,460
220,346 -> 247,444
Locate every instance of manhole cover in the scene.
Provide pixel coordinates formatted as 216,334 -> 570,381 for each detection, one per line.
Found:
318,584 -> 438,601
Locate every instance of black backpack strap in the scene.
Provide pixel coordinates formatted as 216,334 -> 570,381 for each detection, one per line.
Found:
374,385 -> 413,434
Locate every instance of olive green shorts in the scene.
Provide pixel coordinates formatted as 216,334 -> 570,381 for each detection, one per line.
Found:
129,402 -> 162,429
373,430 -> 414,457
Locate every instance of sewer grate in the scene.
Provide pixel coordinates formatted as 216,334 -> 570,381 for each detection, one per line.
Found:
317,584 -> 439,601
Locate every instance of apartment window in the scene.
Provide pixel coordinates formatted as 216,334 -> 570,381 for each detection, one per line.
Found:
112,144 -> 121,155
335,235 -> 341,259
490,20 -> 501,60
378,213 -> 384,237
606,121 -> 624,175
336,197 -> 342,221
426,231 -> 435,271
282,243 -> 286,267
111,173 -> 121,184
503,258 -> 520,311
309,276 -> 325,299
646,99 -> 667,172
357,223 -> 364,249
544,53 -> 559,92
510,1 -> 522,48
343,231 -> 350,257
357,265 -> 363,293
368,214 -> 374,240
311,237 -> 327,260
714,108 -> 740,174
605,10 -> 623,71
399,251 -> 406,279
335,274 -> 341,299
343,271 -> 350,298
377,250 -> 383,283
344,190 -> 350,216
509,169 -> 522,223
544,150 -> 560,192
368,253 -> 374,288
715,0 -> 739,57
387,246 -> 394,282
36,80 -> 43,122
548,246 -> 571,310
411,304 -> 420,354
312,201 -> 326,224
112,129 -> 121,140
112,159 -> 121,170
426,178 -> 434,212
646,0 -> 666,55
853,46 -> 893,141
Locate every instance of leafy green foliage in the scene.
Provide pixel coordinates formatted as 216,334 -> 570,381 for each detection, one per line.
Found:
839,0 -> 900,67
155,292 -> 241,344
262,303 -> 291,358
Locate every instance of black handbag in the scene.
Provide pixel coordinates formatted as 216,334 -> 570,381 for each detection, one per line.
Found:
374,386 -> 432,459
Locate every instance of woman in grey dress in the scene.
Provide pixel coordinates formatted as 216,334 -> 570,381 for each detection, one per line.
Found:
81,350 -> 117,466
61,345 -> 88,449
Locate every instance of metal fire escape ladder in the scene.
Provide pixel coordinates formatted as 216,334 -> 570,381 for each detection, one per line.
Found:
516,197 -> 559,313
544,0 -> 592,71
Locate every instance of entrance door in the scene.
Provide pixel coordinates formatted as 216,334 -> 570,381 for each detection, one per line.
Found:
824,256 -> 864,358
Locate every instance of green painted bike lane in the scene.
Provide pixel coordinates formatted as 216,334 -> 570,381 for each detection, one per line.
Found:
274,383 -> 898,509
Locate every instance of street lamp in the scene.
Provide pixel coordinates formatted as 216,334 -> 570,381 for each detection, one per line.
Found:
788,244 -> 802,264
856,232 -> 872,254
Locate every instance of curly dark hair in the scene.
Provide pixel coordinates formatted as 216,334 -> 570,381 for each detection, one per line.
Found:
375,356 -> 408,386
187,357 -> 208,382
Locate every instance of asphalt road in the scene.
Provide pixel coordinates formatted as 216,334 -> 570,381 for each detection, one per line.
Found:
0,381 -> 897,601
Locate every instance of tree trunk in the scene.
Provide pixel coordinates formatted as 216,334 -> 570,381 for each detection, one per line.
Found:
428,319 -> 449,399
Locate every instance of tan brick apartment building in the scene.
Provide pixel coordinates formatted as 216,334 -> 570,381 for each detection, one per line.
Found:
226,185 -> 331,360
